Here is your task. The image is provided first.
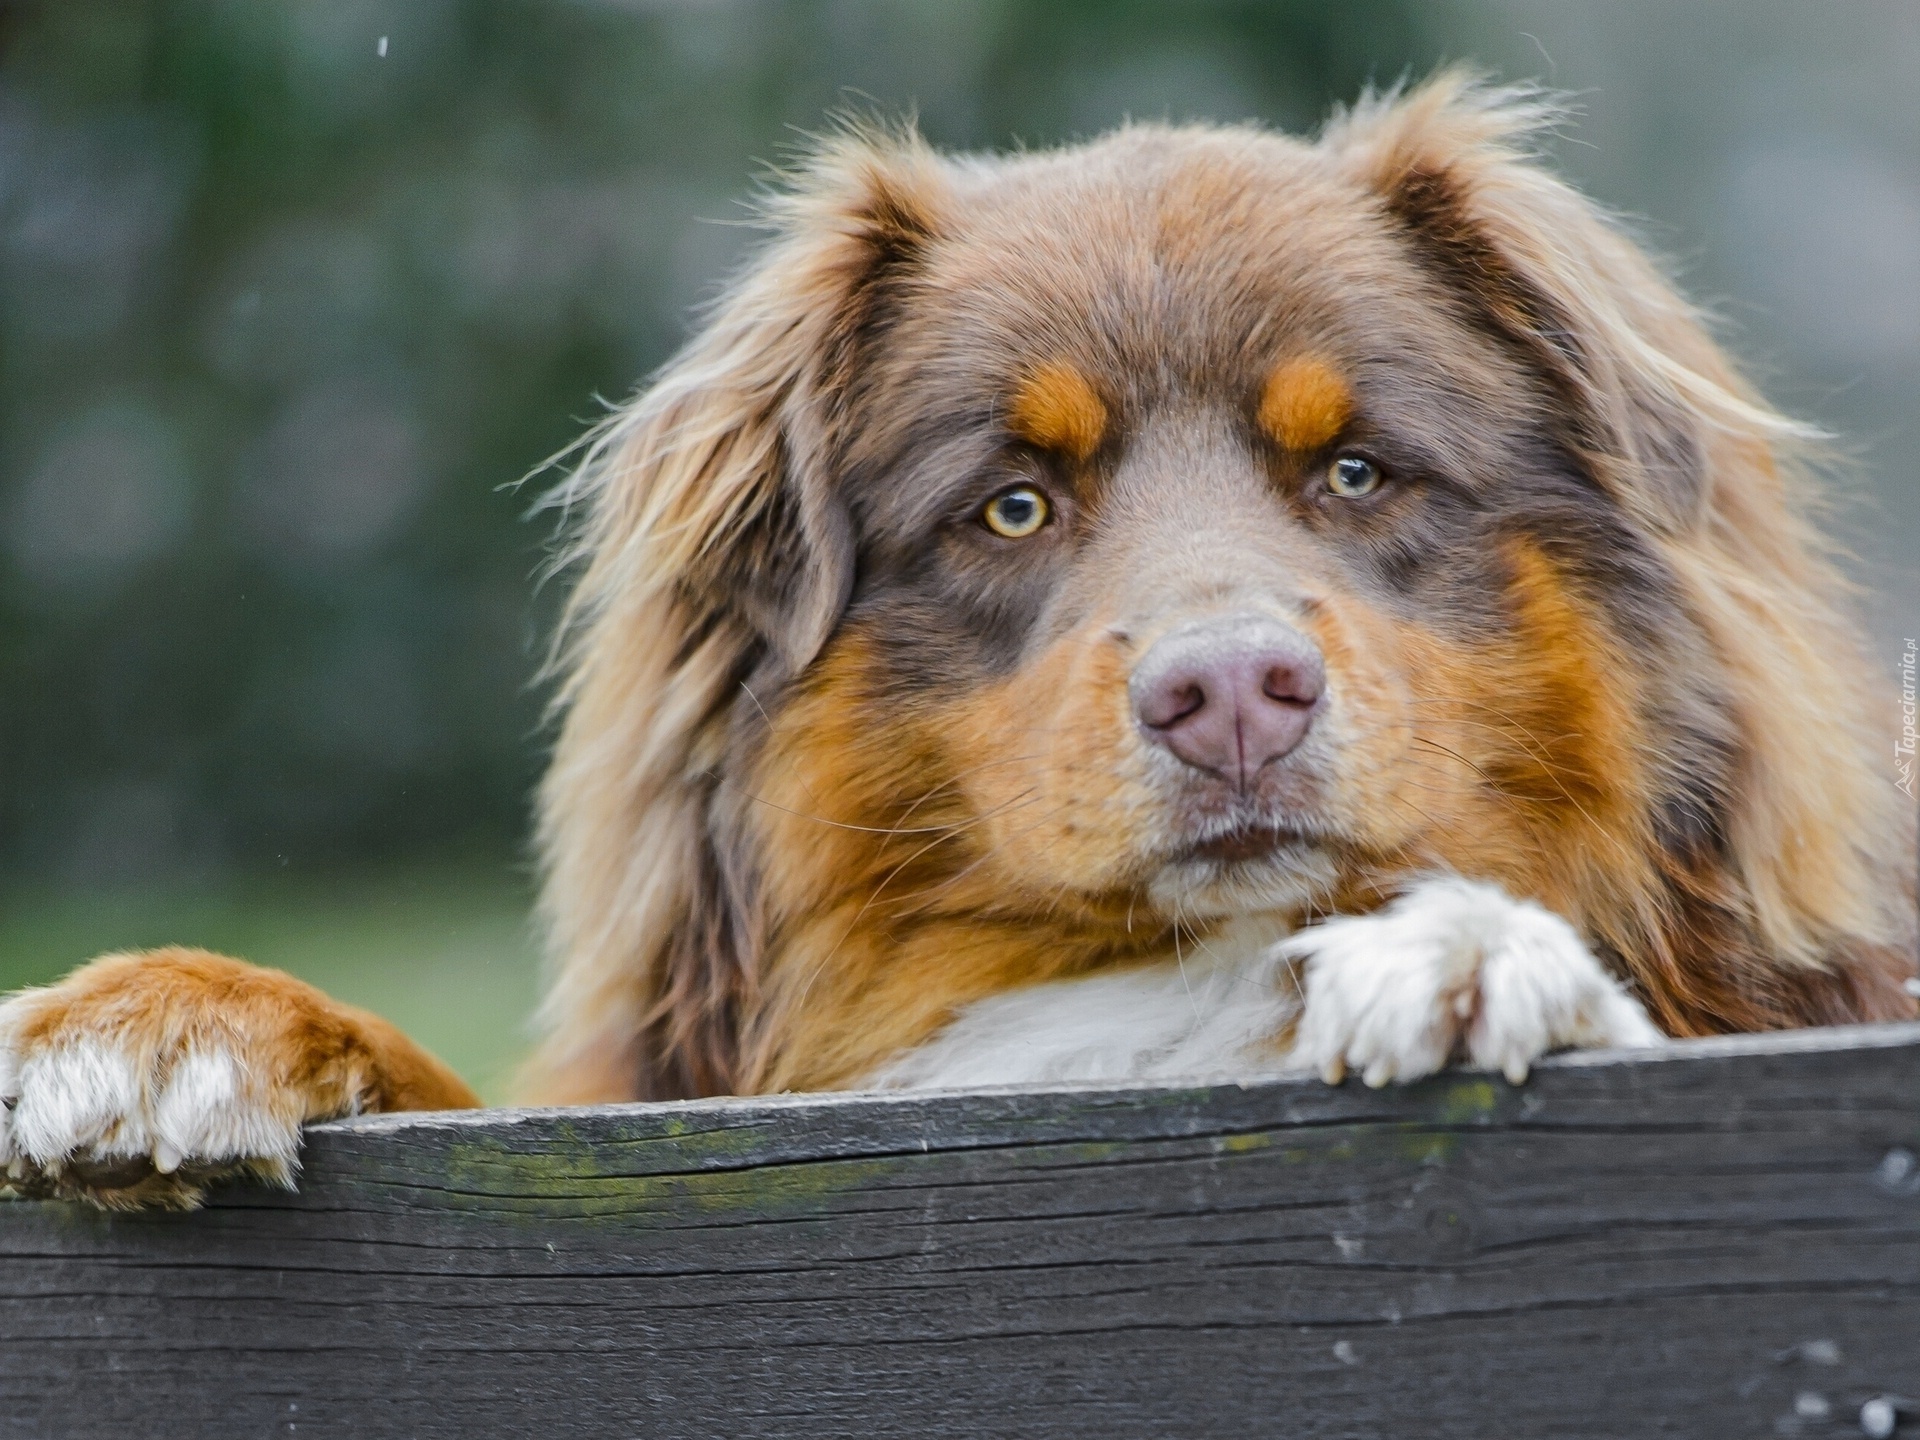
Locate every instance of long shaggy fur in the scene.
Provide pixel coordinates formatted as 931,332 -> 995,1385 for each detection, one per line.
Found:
525,73 -> 1915,1104
526,127 -> 953,1099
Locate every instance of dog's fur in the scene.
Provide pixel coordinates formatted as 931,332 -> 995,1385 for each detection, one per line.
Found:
3,74 -> 1914,1204
523,73 -> 1916,1102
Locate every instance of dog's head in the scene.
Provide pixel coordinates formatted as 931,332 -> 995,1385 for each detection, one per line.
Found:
529,75 -> 1916,1102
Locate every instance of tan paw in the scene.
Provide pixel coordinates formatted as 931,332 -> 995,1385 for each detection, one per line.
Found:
0,948 -> 477,1208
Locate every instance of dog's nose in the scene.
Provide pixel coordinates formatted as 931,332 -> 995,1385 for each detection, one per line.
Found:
1130,614 -> 1325,784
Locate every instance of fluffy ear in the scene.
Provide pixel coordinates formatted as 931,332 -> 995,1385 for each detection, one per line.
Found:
1327,74 -> 1916,1022
1322,70 -> 1814,530
523,125 -> 952,1102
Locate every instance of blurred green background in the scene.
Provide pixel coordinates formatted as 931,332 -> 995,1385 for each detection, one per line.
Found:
2,1 -> 1914,1099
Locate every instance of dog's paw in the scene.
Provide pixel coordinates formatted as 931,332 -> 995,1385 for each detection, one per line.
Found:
0,948 -> 476,1208
1282,876 -> 1663,1088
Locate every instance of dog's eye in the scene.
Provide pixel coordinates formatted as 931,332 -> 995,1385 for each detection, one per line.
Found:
1326,455 -> 1382,498
982,485 -> 1050,538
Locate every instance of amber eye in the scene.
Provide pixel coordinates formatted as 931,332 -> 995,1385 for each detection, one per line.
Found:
1326,454 -> 1382,498
983,485 -> 1050,538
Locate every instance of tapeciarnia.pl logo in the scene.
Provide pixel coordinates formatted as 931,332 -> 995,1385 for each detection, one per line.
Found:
1898,638 -> 1917,799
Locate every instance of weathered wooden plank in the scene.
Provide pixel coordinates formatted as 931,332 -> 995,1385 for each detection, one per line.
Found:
2,1024 -> 1917,1439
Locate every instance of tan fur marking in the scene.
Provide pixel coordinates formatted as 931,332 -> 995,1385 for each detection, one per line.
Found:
1396,542 -> 1660,929
1258,357 -> 1352,452
1008,362 -> 1107,461
741,621 -> 1178,1091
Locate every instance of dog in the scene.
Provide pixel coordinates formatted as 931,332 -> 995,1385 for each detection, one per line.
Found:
3,74 -> 1913,1207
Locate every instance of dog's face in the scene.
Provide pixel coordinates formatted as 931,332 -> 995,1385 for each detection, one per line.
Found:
757,128 -> 1663,941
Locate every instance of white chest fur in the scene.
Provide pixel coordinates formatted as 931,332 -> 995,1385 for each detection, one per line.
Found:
864,877 -> 1663,1091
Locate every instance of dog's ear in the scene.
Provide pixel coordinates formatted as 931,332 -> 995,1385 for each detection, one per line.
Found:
561,123 -> 951,676
525,126 -> 953,1103
1329,75 -> 1917,1022
1321,70 -> 1812,530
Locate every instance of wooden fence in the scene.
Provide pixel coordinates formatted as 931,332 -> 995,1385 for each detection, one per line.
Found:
3,1023 -> 1918,1438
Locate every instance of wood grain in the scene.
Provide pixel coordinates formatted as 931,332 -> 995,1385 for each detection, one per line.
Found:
3,1025 -> 1917,1438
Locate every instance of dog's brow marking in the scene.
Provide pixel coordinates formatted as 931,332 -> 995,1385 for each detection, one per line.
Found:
1259,356 -> 1352,452
1008,361 -> 1107,462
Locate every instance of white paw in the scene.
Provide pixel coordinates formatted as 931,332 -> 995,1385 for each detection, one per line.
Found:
1281,876 -> 1663,1087
0,987 -> 304,1198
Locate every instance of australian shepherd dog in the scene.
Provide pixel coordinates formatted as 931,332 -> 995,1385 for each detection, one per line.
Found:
3,75 -> 1914,1206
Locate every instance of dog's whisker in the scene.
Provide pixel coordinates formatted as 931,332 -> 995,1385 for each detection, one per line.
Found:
817,789 -> 1049,971
1403,737 -> 1643,872
710,767 -> 1030,839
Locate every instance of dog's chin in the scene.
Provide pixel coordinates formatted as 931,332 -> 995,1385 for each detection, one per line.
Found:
1145,824 -> 1342,920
